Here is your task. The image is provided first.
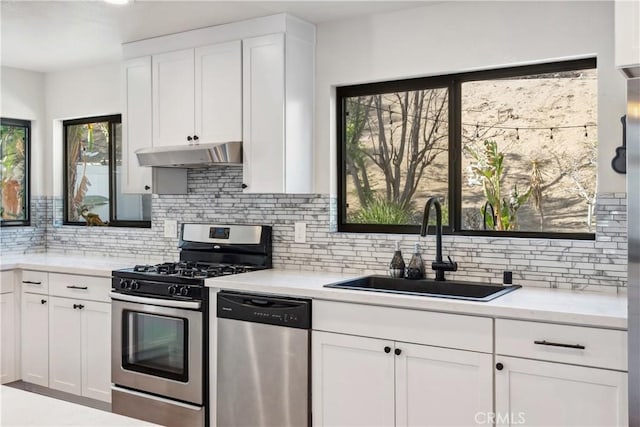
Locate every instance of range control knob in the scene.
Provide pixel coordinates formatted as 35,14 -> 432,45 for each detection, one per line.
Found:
168,285 -> 178,295
179,286 -> 190,296
130,280 -> 140,290
119,279 -> 130,289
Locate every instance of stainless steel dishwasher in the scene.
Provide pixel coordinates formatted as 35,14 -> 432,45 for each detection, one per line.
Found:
216,291 -> 311,427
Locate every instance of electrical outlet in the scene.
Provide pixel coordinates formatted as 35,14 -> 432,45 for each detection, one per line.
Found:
164,220 -> 178,238
294,222 -> 306,243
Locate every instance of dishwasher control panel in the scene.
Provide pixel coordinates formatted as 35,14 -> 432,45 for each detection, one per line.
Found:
217,291 -> 311,329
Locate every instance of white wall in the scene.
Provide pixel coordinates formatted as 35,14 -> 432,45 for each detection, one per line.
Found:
1,67 -> 46,196
44,62 -> 121,196
314,0 -> 627,194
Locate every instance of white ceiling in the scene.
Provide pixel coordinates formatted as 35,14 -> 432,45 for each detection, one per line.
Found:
1,0 -> 431,73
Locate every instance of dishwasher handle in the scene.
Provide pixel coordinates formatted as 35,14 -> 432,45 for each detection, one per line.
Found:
217,291 -> 311,329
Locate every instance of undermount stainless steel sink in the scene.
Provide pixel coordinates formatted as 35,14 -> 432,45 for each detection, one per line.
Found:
324,275 -> 520,302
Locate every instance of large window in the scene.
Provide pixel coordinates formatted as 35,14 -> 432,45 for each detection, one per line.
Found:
1,118 -> 30,226
63,115 -> 150,227
338,58 -> 597,238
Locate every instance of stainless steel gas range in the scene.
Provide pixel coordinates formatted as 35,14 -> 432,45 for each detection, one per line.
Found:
110,223 -> 272,427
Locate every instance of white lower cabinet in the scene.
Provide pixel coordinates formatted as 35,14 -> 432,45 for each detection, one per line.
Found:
313,332 -> 395,426
1,292 -> 18,384
495,356 -> 628,427
49,296 -> 111,402
312,331 -> 493,426
495,319 -> 628,426
21,292 -> 49,386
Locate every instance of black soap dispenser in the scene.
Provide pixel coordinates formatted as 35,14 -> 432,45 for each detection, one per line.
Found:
406,243 -> 425,280
389,241 -> 406,278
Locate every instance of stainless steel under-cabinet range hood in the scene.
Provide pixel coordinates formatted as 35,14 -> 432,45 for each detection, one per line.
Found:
136,141 -> 242,167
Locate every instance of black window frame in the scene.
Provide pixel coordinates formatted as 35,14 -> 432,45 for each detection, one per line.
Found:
0,117 -> 31,227
337,58 -> 597,240
63,114 -> 150,228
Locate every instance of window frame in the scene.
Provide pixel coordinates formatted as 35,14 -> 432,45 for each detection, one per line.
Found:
337,58 -> 597,239
0,117 -> 31,227
62,114 -> 150,228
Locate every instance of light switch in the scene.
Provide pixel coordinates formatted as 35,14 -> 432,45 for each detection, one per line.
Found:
164,220 -> 178,238
294,222 -> 306,243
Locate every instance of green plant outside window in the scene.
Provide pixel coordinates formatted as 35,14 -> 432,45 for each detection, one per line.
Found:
1,118 -> 30,226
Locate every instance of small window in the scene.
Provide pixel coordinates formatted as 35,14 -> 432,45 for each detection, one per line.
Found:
338,58 -> 597,239
63,115 -> 150,227
1,118 -> 30,226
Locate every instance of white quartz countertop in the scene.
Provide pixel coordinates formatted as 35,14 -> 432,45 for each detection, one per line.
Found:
0,386 -> 157,426
206,269 -> 628,329
0,254 -> 154,277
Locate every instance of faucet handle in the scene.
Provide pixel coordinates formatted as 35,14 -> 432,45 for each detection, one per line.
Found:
447,256 -> 458,271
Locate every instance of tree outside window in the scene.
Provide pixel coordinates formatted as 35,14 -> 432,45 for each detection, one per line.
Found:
1,118 -> 30,226
338,58 -> 597,239
63,115 -> 150,227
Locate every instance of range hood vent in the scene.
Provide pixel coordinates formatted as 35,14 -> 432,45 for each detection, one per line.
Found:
136,141 -> 242,168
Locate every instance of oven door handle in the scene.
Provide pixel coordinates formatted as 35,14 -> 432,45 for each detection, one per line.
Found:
109,291 -> 202,310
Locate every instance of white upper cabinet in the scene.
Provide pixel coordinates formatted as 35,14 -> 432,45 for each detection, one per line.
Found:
122,13 -> 316,193
122,56 -> 153,194
242,34 -> 286,193
152,41 -> 242,148
195,41 -> 242,143
242,31 -> 314,193
152,48 -> 196,147
615,0 -> 640,70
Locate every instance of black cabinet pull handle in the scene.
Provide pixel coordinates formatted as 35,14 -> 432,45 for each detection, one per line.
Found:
73,304 -> 79,309
394,348 -> 402,356
22,280 -> 42,285
496,362 -> 504,371
67,285 -> 88,290
187,136 -> 193,142
534,340 -> 585,350
73,304 -> 85,310
241,184 -> 248,189
384,346 -> 391,353
40,299 -> 47,305
193,135 -> 199,141
144,185 -> 151,191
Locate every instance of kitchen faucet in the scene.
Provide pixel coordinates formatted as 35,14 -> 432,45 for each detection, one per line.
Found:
421,197 -> 458,281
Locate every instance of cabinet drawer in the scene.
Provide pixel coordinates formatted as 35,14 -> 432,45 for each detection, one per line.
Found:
20,270 -> 49,294
49,273 -> 110,303
313,300 -> 492,353
495,319 -> 627,371
1,270 -> 15,294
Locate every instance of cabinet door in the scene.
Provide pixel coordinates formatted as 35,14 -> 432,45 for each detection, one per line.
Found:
21,293 -> 49,386
81,301 -> 111,402
395,342 -> 493,426
242,33 -> 285,193
495,356 -> 628,426
0,293 -> 17,384
152,48 -> 195,147
195,40 -> 242,144
122,56 -> 153,194
49,296 -> 82,395
312,331 -> 395,427
615,0 -> 640,68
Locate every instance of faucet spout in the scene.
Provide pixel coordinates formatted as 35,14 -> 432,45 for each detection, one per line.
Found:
421,198 -> 443,263
421,197 -> 457,281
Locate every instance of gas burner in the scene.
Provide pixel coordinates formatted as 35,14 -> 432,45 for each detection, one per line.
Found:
133,265 -> 154,272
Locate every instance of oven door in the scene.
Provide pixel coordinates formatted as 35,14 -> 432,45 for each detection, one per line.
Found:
110,292 -> 203,405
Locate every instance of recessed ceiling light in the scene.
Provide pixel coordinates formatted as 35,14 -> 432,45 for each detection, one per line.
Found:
105,0 -> 130,5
